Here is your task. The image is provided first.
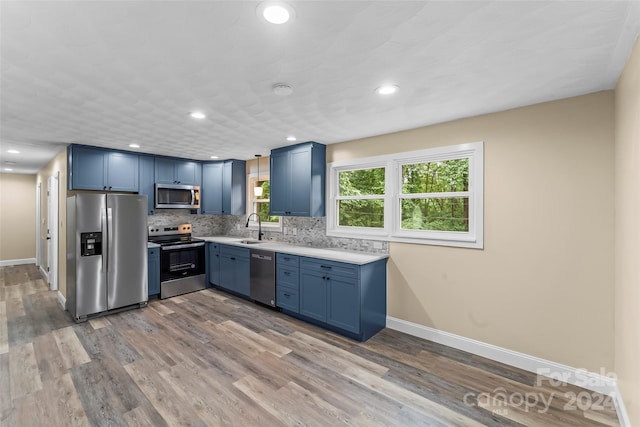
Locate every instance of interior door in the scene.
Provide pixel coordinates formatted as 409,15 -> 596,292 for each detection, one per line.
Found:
47,173 -> 59,291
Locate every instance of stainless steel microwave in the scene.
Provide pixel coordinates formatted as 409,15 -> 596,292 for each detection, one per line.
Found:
155,183 -> 200,209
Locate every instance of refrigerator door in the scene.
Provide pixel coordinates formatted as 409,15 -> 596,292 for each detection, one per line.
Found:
74,194 -> 108,317
106,194 -> 148,310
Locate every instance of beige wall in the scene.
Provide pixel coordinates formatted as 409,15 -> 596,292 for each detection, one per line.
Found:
36,149 -> 68,297
328,91 -> 615,372
0,173 -> 37,262
614,37 -> 640,425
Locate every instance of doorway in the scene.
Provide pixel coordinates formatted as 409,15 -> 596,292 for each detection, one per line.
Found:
47,172 -> 59,291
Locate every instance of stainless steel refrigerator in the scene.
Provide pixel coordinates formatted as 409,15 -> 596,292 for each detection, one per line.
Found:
66,193 -> 148,321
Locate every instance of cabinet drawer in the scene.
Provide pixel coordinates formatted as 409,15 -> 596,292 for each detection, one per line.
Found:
220,245 -> 249,259
277,266 -> 299,289
277,253 -> 299,267
300,257 -> 358,279
277,287 -> 299,312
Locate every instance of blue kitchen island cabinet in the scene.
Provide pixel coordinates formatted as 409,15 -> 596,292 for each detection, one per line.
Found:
217,244 -> 250,297
269,141 -> 326,217
201,160 -> 246,215
148,247 -> 160,297
155,157 -> 201,186
68,145 -> 139,192
296,256 -> 386,341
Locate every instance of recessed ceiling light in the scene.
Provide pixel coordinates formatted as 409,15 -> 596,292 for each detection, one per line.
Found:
7,149 -> 19,154
190,111 -> 206,119
129,143 -> 140,148
272,83 -> 293,96
286,136 -> 297,142
257,2 -> 295,24
210,155 -> 219,159
375,85 -> 399,95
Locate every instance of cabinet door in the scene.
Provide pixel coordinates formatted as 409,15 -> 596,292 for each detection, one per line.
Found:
155,158 -> 176,183
299,269 -> 327,322
289,147 -> 312,216
208,244 -> 220,285
227,160 -> 246,215
201,163 -> 224,214
234,256 -> 250,297
219,254 -> 236,292
106,151 -> 139,192
269,149 -> 290,215
139,155 -> 155,214
175,161 -> 199,185
327,275 -> 360,334
222,162 -> 232,214
71,146 -> 106,190
147,248 -> 160,296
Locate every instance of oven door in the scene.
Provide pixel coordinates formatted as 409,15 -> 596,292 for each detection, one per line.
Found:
160,242 -> 205,282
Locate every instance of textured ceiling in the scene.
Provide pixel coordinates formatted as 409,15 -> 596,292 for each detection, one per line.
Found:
1,1 -> 639,174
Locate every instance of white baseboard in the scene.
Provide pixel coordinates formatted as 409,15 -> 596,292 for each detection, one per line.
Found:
613,385 -> 631,427
38,265 -> 49,282
0,258 -> 36,267
57,291 -> 66,310
386,316 -> 629,426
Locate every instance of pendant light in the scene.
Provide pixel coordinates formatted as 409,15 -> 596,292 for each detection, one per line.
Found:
254,154 -> 263,197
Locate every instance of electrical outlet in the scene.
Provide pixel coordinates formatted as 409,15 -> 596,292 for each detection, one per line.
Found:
292,228 -> 297,236
283,226 -> 288,235
373,241 -> 382,249
236,224 -> 240,230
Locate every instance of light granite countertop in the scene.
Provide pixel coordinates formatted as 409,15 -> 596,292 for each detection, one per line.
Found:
195,236 -> 388,265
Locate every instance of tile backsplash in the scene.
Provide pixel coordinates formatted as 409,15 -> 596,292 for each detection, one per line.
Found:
148,210 -> 388,254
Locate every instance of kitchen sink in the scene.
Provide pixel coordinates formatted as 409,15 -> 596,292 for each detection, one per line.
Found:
238,239 -> 265,245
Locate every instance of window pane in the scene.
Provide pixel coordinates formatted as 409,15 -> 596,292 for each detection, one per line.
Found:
401,197 -> 469,231
256,201 -> 279,223
257,180 -> 270,199
339,168 -> 385,196
402,159 -> 468,194
338,199 -> 384,228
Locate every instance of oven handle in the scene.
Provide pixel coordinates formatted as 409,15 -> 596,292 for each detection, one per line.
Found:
161,242 -> 205,250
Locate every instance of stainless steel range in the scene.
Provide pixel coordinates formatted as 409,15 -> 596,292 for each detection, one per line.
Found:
148,223 -> 206,299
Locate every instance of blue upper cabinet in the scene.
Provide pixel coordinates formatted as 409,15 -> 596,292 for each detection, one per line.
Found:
138,155 -> 155,214
201,160 -> 246,215
270,141 -> 326,217
155,157 -> 201,186
68,145 -> 139,192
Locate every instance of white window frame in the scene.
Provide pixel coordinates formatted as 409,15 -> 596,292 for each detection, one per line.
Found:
247,173 -> 283,232
327,141 -> 483,249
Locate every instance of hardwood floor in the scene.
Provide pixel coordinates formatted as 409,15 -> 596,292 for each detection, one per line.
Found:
0,264 -> 620,426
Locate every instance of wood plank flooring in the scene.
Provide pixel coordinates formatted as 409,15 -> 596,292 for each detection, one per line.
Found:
0,264 -> 620,426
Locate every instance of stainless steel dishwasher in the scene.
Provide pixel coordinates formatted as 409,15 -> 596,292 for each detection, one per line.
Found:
250,248 -> 276,307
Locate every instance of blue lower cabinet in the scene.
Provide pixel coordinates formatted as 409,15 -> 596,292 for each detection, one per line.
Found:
276,288 -> 299,312
298,256 -> 387,341
299,269 -> 327,322
218,245 -> 250,297
148,247 -> 160,297
276,253 -> 300,313
207,243 -> 220,286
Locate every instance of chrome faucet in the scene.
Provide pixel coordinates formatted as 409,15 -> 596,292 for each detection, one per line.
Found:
245,213 -> 263,240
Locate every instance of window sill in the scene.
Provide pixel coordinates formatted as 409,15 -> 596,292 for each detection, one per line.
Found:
326,229 -> 483,249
